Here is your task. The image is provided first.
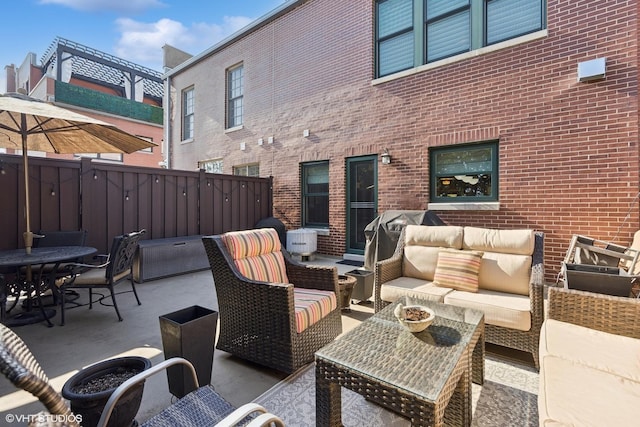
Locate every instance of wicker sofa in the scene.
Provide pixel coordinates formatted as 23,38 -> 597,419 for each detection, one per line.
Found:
540,287 -> 640,426
202,228 -> 342,374
374,225 -> 544,368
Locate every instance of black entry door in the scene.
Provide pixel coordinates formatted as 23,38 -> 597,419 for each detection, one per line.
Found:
346,156 -> 377,254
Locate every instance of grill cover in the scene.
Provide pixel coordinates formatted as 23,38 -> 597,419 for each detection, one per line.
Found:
363,210 -> 445,270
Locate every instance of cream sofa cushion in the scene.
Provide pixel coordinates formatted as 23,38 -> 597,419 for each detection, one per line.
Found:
443,289 -> 531,331
379,276 -> 453,303
405,225 -> 464,249
403,246 -> 440,280
463,226 -> 534,255
477,252 -> 532,296
403,225 -> 464,280
539,319 -> 640,427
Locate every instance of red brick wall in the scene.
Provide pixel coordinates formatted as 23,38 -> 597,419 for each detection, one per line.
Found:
169,0 -> 639,282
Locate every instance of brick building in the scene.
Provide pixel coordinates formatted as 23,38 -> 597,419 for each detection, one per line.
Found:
4,37 -> 164,168
163,0 -> 639,280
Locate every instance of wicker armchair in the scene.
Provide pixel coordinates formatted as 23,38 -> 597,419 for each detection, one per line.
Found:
0,323 -> 80,427
374,227 -> 545,368
547,286 -> 640,334
540,287 -> 640,426
202,228 -> 343,374
0,324 -> 283,427
100,357 -> 284,427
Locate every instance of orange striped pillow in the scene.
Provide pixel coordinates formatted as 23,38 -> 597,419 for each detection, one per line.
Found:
433,249 -> 484,292
222,228 -> 289,283
234,252 -> 289,284
294,288 -> 337,333
222,228 -> 282,259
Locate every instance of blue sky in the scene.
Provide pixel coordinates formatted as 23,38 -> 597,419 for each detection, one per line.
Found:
1,0 -> 286,91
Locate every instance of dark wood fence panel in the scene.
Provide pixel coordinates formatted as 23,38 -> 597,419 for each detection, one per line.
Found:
0,155 -> 82,249
198,172 -> 272,236
0,154 -> 272,253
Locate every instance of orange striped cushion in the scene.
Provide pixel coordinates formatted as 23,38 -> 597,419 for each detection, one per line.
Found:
222,228 -> 288,283
433,249 -> 484,292
294,288 -> 337,333
234,252 -> 289,284
222,228 -> 282,259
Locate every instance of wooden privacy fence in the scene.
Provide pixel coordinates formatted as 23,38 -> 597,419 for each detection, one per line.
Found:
0,154 -> 273,254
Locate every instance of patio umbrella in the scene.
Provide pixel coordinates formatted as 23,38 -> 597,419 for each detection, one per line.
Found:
0,92 -> 156,253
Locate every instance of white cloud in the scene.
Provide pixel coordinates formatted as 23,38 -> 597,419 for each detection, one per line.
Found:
39,0 -> 165,13
114,16 -> 254,69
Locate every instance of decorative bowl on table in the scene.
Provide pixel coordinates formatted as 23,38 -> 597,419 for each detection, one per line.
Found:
394,303 -> 435,333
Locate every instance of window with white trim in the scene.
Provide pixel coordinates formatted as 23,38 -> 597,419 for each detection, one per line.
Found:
233,163 -> 259,177
182,87 -> 194,140
227,64 -> 244,128
199,159 -> 223,173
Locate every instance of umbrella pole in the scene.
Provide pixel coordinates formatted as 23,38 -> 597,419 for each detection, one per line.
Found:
21,114 -> 33,254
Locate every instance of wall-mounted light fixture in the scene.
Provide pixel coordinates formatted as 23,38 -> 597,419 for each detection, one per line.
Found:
381,148 -> 391,165
303,129 -> 310,138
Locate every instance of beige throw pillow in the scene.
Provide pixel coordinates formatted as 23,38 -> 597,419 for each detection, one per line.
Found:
433,249 -> 484,292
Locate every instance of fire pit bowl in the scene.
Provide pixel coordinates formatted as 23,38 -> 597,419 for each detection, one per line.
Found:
394,303 -> 435,333
62,356 -> 151,427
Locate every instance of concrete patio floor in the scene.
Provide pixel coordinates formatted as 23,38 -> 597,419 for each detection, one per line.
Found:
1,255 -> 535,424
0,256 -> 376,423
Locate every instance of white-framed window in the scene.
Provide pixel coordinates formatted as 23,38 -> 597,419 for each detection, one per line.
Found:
75,153 -> 124,162
137,136 -> 153,153
227,64 -> 244,128
199,158 -> 224,174
430,141 -> 498,203
233,163 -> 259,177
182,87 -> 194,140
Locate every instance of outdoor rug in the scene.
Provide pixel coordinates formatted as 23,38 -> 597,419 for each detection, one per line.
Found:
253,353 -> 539,426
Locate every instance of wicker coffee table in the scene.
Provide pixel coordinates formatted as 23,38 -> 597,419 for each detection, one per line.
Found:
315,296 -> 484,426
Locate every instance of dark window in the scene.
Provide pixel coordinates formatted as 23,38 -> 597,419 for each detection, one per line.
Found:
430,141 -> 498,202
302,161 -> 329,227
376,0 -> 545,77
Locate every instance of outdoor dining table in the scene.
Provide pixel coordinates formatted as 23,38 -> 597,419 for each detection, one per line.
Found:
0,246 -> 97,327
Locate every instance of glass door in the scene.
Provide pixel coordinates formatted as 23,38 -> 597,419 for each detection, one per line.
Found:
346,156 -> 377,254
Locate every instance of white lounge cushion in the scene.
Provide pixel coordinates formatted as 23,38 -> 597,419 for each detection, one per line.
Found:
405,225 -> 464,249
443,289 -> 531,331
379,276 -> 453,303
463,226 -> 534,255
477,252 -> 532,296
403,246 -> 440,281
539,319 -> 640,427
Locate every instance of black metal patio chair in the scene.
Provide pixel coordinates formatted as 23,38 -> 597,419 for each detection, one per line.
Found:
56,229 -> 144,325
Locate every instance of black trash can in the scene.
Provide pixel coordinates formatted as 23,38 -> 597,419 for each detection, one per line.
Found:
345,269 -> 374,302
159,305 -> 218,398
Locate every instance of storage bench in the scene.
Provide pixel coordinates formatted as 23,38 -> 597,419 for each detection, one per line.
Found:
134,235 -> 209,282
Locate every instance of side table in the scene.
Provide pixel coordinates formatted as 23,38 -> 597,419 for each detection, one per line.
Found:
337,275 -> 357,311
